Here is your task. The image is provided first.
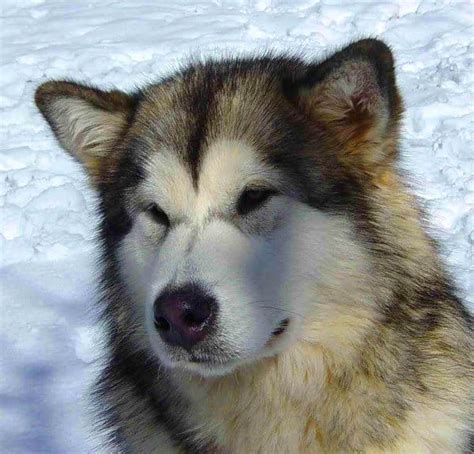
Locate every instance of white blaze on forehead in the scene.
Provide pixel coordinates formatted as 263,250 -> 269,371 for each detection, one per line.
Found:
197,139 -> 277,212
143,139 -> 277,222
142,148 -> 195,217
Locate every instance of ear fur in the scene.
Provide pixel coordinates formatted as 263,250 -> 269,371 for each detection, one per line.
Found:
35,81 -> 136,183
298,39 -> 403,179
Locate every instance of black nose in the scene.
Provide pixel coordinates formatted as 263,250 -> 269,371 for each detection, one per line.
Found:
153,283 -> 217,350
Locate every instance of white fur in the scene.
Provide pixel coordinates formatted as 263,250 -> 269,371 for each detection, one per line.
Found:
118,139 -> 372,377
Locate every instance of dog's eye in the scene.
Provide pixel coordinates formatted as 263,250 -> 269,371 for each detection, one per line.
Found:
237,188 -> 276,215
145,203 -> 170,227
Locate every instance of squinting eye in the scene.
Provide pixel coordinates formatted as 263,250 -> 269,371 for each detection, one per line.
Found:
145,203 -> 170,228
237,188 -> 276,215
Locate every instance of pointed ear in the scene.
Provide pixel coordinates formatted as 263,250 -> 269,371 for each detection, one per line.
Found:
297,39 -> 403,178
35,81 -> 136,184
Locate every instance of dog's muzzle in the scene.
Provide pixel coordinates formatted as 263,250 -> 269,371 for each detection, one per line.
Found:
153,282 -> 217,351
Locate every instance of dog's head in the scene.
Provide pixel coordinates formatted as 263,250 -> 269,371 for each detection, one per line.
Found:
36,39 -> 402,376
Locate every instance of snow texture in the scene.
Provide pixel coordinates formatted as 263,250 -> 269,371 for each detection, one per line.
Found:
1,1 -> 473,452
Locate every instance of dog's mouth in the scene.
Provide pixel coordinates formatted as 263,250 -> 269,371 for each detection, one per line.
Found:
271,318 -> 290,337
188,318 -> 291,365
189,354 -> 232,365
161,318 -> 292,375
263,317 -> 291,349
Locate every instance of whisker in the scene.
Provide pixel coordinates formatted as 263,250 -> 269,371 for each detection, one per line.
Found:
249,301 -> 307,321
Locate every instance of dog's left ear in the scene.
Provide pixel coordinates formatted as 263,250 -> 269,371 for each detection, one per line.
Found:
296,39 -> 403,178
35,81 -> 136,184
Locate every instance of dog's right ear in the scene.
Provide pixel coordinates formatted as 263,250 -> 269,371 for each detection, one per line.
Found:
35,81 -> 136,184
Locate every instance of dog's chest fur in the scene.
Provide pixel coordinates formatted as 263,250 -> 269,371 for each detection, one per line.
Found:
175,349 -> 327,453
169,341 -> 468,453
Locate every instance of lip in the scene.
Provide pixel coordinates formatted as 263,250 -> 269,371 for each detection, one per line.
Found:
184,354 -> 243,376
189,355 -> 215,364
271,318 -> 290,337
160,319 -> 292,373
188,319 -> 291,364
188,352 -> 238,366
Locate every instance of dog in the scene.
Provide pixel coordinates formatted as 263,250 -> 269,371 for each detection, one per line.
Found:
35,39 -> 472,453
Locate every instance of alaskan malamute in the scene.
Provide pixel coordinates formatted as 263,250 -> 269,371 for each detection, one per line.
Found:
35,39 -> 472,453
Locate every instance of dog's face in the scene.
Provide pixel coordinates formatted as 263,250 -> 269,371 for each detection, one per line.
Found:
119,136 -> 352,376
35,40 -> 401,376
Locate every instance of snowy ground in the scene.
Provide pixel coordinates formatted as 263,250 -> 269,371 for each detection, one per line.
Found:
1,1 -> 473,452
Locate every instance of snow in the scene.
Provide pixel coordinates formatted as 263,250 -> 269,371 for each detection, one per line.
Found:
1,1 -> 473,452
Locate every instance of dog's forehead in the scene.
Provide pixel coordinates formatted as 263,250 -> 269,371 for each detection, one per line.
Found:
134,67 -> 289,169
140,138 -> 275,218
129,66 -> 295,206
121,60 -> 322,218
